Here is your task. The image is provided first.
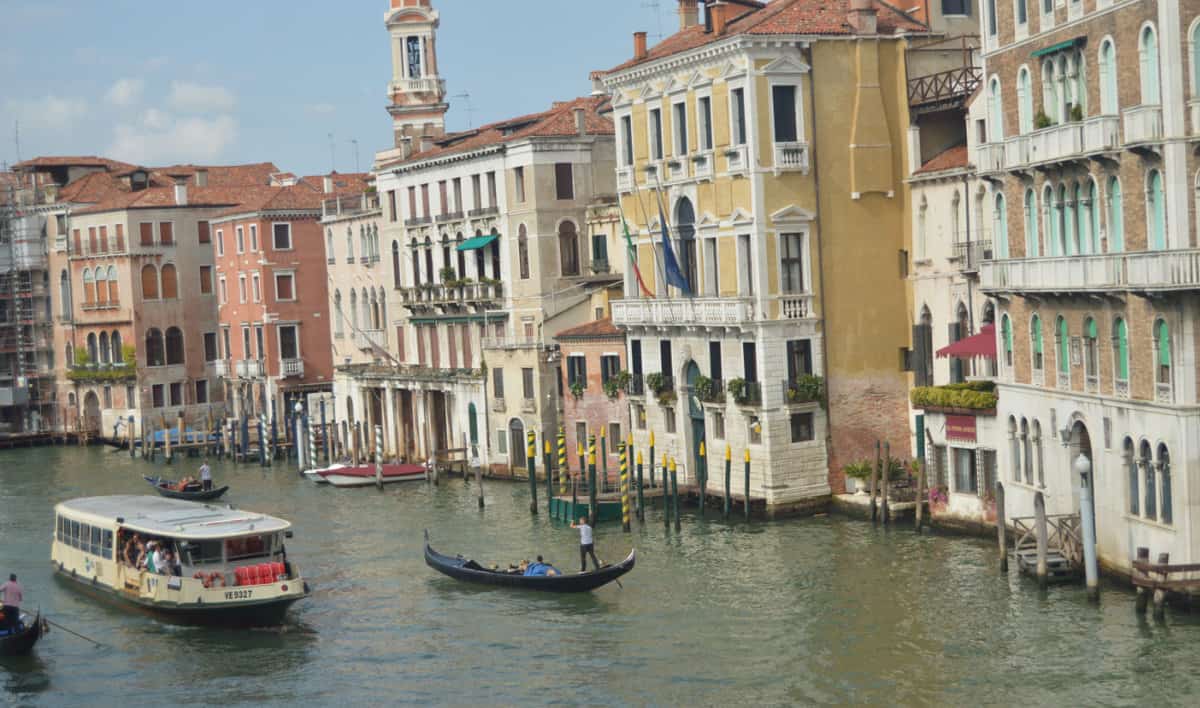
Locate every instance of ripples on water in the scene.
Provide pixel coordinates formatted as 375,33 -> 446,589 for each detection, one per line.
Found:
2,446 -> 1199,706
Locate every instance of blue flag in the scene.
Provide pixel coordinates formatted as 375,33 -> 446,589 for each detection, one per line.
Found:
658,203 -> 691,296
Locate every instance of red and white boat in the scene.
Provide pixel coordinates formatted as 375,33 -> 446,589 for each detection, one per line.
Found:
315,463 -> 427,487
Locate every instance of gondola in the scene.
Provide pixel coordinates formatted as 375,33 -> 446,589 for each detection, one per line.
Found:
423,531 -> 634,593
143,475 -> 229,501
0,611 -> 46,656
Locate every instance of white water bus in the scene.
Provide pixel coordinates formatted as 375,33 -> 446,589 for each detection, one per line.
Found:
51,495 -> 309,625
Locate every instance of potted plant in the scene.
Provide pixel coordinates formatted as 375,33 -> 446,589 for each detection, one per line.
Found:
1069,103 -> 1084,122
645,372 -> 666,395
1034,110 -> 1053,129
843,460 -> 873,494
570,380 -> 585,399
727,377 -> 748,404
438,266 -> 458,284
787,374 -> 825,405
693,374 -> 715,402
603,371 -> 631,399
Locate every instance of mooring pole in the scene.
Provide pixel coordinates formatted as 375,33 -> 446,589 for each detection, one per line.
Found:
599,425 -> 608,494
473,444 -> 484,509
1153,551 -> 1169,620
744,448 -> 751,521
626,434 -> 636,499
697,441 -> 706,517
320,399 -> 329,464
557,427 -> 567,499
526,430 -> 538,514
240,413 -> 249,462
128,415 -> 136,458
881,441 -> 891,525
724,444 -> 732,519
163,418 -> 173,464
1034,490 -> 1049,589
544,437 -> 553,514
620,441 -> 630,532
1135,547 -> 1150,613
375,424 -> 384,490
636,450 -> 645,522
996,481 -> 1008,572
572,441 -> 581,515
258,416 -> 267,467
870,440 -> 880,523
1076,454 -> 1099,602
663,452 -> 671,529
915,448 -> 926,533
670,457 -> 681,532
587,434 -> 598,524
648,431 -> 656,489
270,401 -> 278,462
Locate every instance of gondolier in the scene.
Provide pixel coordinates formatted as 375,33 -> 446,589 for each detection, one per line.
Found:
570,517 -> 601,573
1,573 -> 22,633
199,461 -> 212,491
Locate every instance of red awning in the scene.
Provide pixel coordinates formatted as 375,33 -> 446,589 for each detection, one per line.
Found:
936,323 -> 997,359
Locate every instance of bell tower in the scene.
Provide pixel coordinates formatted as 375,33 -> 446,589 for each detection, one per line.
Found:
385,0 -> 449,152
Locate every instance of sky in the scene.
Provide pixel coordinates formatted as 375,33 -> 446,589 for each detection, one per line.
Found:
0,0 -> 678,176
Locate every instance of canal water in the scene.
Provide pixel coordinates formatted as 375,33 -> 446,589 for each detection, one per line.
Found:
2,445 -> 1198,706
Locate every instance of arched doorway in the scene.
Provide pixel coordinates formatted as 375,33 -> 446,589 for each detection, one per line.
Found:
82,391 -> 101,433
684,360 -> 705,490
1070,418 -> 1096,538
509,418 -> 526,470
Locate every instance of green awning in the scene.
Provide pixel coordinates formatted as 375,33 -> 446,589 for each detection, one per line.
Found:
457,234 -> 499,252
1032,38 -> 1084,57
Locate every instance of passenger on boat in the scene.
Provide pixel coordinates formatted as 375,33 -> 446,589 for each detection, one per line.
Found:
523,556 -> 560,577
146,541 -> 161,573
123,533 -> 144,567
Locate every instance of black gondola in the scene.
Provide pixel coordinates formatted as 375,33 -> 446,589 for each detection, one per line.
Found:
143,476 -> 229,501
423,531 -> 634,593
0,611 -> 46,656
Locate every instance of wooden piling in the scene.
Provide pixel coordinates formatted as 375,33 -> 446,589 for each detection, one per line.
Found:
915,449 -> 926,532
163,419 -> 172,464
723,445 -> 731,518
663,452 -> 670,529
544,438 -> 553,514
1135,547 -> 1150,613
375,424 -> 384,490
599,425 -> 608,493
320,400 -> 329,464
572,441 -> 581,514
870,441 -> 880,523
881,442 -> 891,525
526,430 -> 538,514
636,450 -> 645,523
587,435 -> 598,524
474,444 -> 484,509
670,457 -> 680,532
127,416 -> 135,457
1034,490 -> 1049,589
996,482 -> 1008,573
1153,552 -> 1169,620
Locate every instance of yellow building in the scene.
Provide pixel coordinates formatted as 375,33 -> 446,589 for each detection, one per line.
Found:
601,0 -> 926,511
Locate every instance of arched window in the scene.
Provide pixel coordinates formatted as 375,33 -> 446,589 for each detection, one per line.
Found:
1083,317 -> 1098,384
1020,418 -> 1031,484
160,264 -> 178,299
1141,440 -> 1156,519
66,343 -> 74,368
82,268 -> 95,304
1024,188 -> 1039,257
1085,179 -> 1099,254
518,224 -> 530,279
346,227 -> 354,262
559,220 -> 580,276
410,238 -> 421,285
1017,66 -> 1033,134
333,290 -> 344,337
378,287 -> 387,330
392,241 -> 401,289
350,290 -> 359,331
59,269 -> 71,318
373,225 -> 380,261
440,235 -> 451,279
165,326 -> 184,365
370,289 -> 379,329
1041,59 -> 1058,123
455,232 -> 466,278
1158,444 -> 1173,524
1008,416 -> 1020,480
326,228 -> 334,261
917,196 -> 928,259
1001,314 -> 1013,368
1099,39 -> 1118,114
106,265 -> 119,303
145,328 -> 165,367
1042,184 -> 1056,256
1107,176 -> 1124,252
141,264 -> 158,300
424,237 -> 434,285
1061,184 -> 1075,256
86,332 -> 98,362
360,226 -> 368,264
1072,182 -> 1086,255
94,267 -> 107,304
1056,316 -> 1069,377
1032,420 -> 1044,486
112,331 -> 122,363
993,192 -> 1008,258
1111,317 -> 1129,388
1140,25 -> 1161,105
99,331 -> 110,364
1031,314 -> 1044,371
1124,437 -> 1138,515
1148,169 -> 1166,249
987,76 -> 1004,141
1055,184 -> 1069,255
1154,319 -> 1171,387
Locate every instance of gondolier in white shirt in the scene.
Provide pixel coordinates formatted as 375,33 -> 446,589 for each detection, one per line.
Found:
2,573 -> 24,633
199,461 -> 212,491
570,517 -> 601,573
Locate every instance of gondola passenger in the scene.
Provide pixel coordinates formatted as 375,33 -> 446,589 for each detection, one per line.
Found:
523,555 -> 560,577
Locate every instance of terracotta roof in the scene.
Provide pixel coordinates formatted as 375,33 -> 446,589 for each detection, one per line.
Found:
555,317 -> 623,340
602,0 -> 927,75
382,95 -> 613,168
913,144 -> 968,175
212,185 -> 326,217
299,172 -> 371,195
12,156 -> 136,171
149,162 -> 280,187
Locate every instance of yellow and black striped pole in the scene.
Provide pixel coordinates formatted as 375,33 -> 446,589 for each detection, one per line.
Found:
670,456 -> 681,531
599,424 -> 608,493
724,444 -> 732,518
744,448 -> 752,521
544,437 -> 553,514
698,441 -> 707,517
526,430 -> 537,514
557,426 -> 567,498
573,440 -> 583,513
587,434 -> 598,524
619,441 -> 630,532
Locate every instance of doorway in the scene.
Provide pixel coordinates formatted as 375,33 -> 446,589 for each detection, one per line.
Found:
685,360 -> 706,490
82,391 -> 101,433
509,418 -> 526,470
1070,419 -> 1095,529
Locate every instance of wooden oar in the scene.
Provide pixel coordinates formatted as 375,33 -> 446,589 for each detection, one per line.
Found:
45,619 -> 104,647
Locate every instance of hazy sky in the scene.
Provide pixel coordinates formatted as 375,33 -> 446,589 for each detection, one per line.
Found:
0,0 -> 676,175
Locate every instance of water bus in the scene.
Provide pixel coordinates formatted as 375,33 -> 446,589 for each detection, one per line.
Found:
51,495 -> 308,625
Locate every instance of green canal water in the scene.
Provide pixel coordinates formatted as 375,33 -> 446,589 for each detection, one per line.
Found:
2,446 -> 1199,706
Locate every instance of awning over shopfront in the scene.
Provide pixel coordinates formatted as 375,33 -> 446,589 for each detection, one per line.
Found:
936,323 -> 996,359
456,234 -> 499,251
1031,37 -> 1085,57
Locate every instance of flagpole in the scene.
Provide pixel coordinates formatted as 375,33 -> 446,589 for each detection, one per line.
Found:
629,174 -> 669,291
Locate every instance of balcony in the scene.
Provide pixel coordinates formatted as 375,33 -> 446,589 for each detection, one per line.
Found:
482,336 -> 543,350
627,374 -> 645,396
696,378 -> 726,404
354,329 -> 386,351
1028,122 -> 1084,165
952,240 -> 994,271
589,257 -> 610,274
1189,98 -> 1200,136
1156,382 -> 1173,404
390,77 -> 446,95
1082,115 -> 1121,153
281,358 -> 304,378
436,211 -> 464,223
907,65 -> 981,112
467,206 -> 499,218
611,297 -> 755,328
1004,135 -> 1030,167
401,281 -> 503,310
975,142 -> 1005,173
981,249 -> 1200,294
236,359 -> 263,378
520,398 -> 536,414
1123,105 -> 1163,146
782,375 -> 824,405
780,294 -> 813,319
691,152 -> 713,180
404,216 -> 432,227
321,192 -> 380,219
773,142 -> 810,173
730,380 -> 762,407
666,159 -> 688,181
617,167 -> 633,193
209,359 -> 229,378
491,398 -> 505,413
724,145 -> 748,173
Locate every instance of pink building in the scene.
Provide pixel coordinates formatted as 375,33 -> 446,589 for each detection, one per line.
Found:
555,317 -> 630,483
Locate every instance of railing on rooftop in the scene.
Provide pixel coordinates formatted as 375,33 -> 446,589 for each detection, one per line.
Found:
322,192 -> 380,218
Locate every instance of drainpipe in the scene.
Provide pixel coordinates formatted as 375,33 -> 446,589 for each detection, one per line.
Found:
963,172 -> 975,378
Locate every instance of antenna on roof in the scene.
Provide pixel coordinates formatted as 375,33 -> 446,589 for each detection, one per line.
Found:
327,132 -> 336,173
451,92 -> 474,130
13,121 -> 21,164
347,139 -> 360,173
641,0 -> 664,41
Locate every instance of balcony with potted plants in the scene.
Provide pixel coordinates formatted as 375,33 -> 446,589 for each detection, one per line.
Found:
783,374 -> 824,406
644,372 -> 675,406
693,375 -> 725,405
726,377 -> 762,407
909,380 -> 997,416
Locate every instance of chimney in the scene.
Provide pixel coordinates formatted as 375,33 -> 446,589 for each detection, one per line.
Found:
420,135 -> 434,153
173,178 -> 188,206
574,107 -> 587,136
848,0 -> 877,35
678,0 -> 699,30
193,168 -> 208,187
323,175 -> 334,193
633,31 -> 648,60
711,2 -> 730,36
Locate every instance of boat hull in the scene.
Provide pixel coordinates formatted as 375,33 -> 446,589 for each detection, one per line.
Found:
424,538 -> 634,593
0,612 -> 43,656
144,476 -> 229,501
319,463 -> 426,487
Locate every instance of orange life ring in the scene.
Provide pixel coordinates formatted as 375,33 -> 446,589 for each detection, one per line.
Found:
193,571 -> 211,589
208,572 -> 226,588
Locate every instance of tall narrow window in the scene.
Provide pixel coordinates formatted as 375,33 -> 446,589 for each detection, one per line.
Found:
334,291 -> 344,338
1055,184 -> 1067,255
1140,25 -> 1160,104
1001,314 -> 1013,367
1072,182 -> 1086,255
1112,317 -> 1129,385
406,36 -> 422,78
273,223 -> 292,250
1155,319 -> 1171,386
649,108 -> 663,160
1158,444 -> 1172,525
620,115 -> 634,165
518,225 -> 530,280
1125,438 -> 1138,515
82,268 -> 95,305
994,193 -> 1008,258
1085,180 -> 1099,254
1024,189 -> 1039,257
160,264 -> 178,299
781,233 -> 804,293
771,85 -> 798,143
554,163 -> 574,200
1017,67 -> 1032,134
559,221 -> 580,276
141,265 -> 158,300
673,101 -> 688,155
1084,317 -> 1098,383
1042,60 -> 1058,124
1148,169 -> 1166,249
987,78 -> 1003,141
1056,316 -> 1069,377
1108,176 -> 1124,252
731,88 -> 746,145
1031,314 -> 1044,371
698,96 -> 713,150
986,0 -> 997,36
1099,40 -> 1118,115
1142,441 -> 1156,520
514,166 -> 525,203
1016,0 -> 1027,25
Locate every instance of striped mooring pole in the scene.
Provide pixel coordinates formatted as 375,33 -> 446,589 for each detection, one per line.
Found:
375,424 -> 384,490
587,435 -> 598,525
619,441 -> 630,532
636,449 -> 645,523
744,448 -> 752,521
698,441 -> 706,517
648,431 -> 656,488
544,437 -> 553,514
599,425 -> 608,493
724,444 -> 732,519
557,427 -> 567,498
670,457 -> 681,532
526,430 -> 538,514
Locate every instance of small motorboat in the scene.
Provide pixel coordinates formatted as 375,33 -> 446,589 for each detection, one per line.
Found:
303,462 -> 348,484
317,463 -> 427,487
423,531 -> 634,593
144,475 -> 229,501
0,610 -> 46,656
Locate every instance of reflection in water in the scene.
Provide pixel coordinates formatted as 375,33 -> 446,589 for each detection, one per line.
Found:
2,446 -> 1200,705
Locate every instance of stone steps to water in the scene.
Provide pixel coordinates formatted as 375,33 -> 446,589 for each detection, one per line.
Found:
1014,547 -> 1077,580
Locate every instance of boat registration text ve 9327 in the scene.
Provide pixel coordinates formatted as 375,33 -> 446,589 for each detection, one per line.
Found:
225,589 -> 252,600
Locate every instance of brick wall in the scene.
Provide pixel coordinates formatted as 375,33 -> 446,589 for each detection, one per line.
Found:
559,336 -> 629,481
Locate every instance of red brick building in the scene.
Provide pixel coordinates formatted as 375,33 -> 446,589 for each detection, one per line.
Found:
556,317 -> 629,482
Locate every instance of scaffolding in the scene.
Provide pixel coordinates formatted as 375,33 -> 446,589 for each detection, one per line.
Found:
0,181 -> 55,435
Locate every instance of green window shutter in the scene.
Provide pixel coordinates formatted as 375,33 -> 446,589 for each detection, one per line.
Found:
1002,317 -> 1012,352
1058,318 -> 1070,372
1032,316 -> 1042,353
1158,321 -> 1171,366
1086,318 -> 1097,339
1116,319 -> 1129,380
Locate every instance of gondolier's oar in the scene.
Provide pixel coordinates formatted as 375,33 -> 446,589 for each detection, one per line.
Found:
45,619 -> 104,647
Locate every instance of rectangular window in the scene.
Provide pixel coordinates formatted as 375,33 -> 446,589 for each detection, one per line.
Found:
255,326 -> 265,360
236,226 -> 245,253
567,355 -> 588,388
634,403 -> 646,430
514,167 -> 526,203
272,223 -> 292,250
203,332 -> 218,361
169,381 -> 183,406
942,0 -> 971,14
438,180 -> 449,215
555,163 -> 574,200
72,228 -> 81,254
496,430 -> 507,455
238,275 -> 247,303
487,171 -> 497,207
195,380 -> 208,404
407,35 -> 421,77
1017,0 -> 1027,24
522,367 -> 535,400
712,411 -> 725,439
738,234 -> 754,295
98,225 -> 108,252
986,0 -> 997,35
199,266 -> 213,295
420,184 -> 430,217
242,326 -> 252,359
790,412 -> 815,443
772,85 -> 798,143
275,272 -> 295,301
198,220 -> 210,244
471,175 -> 482,210
600,354 -> 620,383
731,88 -> 747,145
159,222 -> 174,245
152,384 -> 165,407
786,340 -> 814,381
649,108 -> 663,160
408,186 -> 417,220
954,447 -> 978,494
493,367 -> 505,398
218,277 -> 227,304
743,342 -> 758,382
709,341 -> 722,381
660,339 -> 673,378
388,190 -> 398,222
251,274 -> 261,302
673,101 -> 688,155
665,407 -> 676,434
575,422 -> 588,448
216,229 -> 225,256
631,339 -> 643,376
140,222 -> 154,246
698,96 -> 713,150
781,232 -> 805,293
115,223 -> 125,251
88,226 -> 97,253
453,178 -> 463,212
621,115 -> 634,165
609,423 -> 621,447
279,324 -> 299,360
222,328 -> 231,361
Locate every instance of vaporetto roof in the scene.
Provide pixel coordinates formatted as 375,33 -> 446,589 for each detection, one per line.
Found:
55,496 -> 291,539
